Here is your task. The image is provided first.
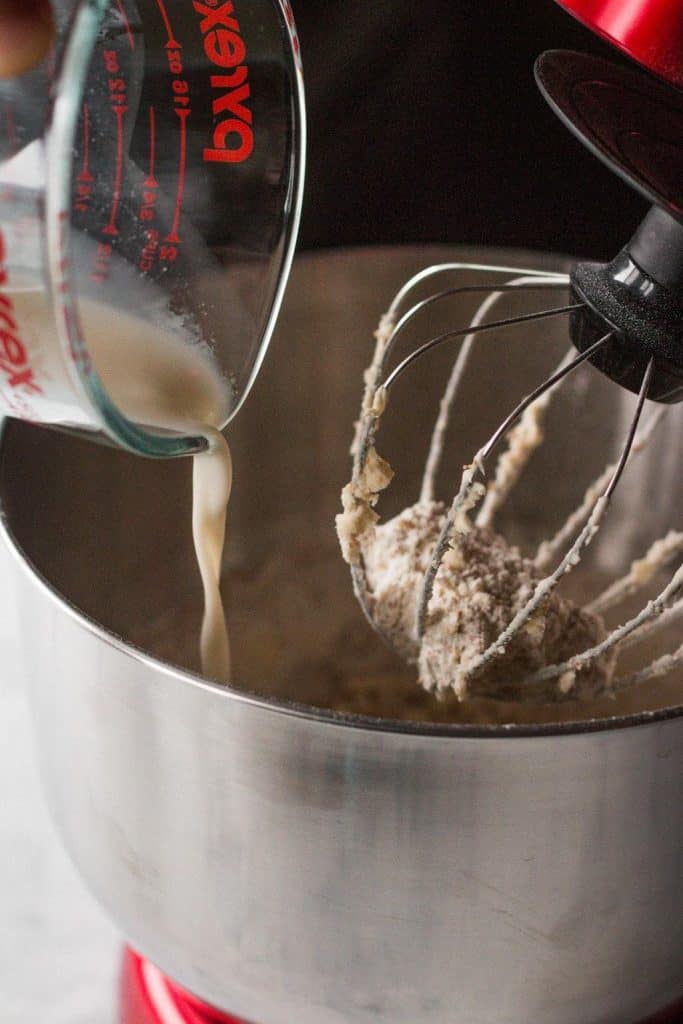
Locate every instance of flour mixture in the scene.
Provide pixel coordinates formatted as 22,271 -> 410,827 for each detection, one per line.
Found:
361,500 -> 614,701
338,477 -> 616,702
128,525 -> 680,726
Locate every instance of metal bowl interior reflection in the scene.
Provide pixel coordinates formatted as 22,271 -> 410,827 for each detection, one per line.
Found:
1,247 -> 682,1024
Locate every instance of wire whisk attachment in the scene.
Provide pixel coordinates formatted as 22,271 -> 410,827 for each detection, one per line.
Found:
337,263 -> 679,703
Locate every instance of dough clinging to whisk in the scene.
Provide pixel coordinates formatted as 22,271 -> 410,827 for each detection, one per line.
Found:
362,500 -> 615,702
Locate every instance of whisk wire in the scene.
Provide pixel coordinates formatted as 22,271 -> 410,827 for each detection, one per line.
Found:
420,276 -> 569,505
382,303 -> 584,393
470,357 -> 657,695
385,282 -> 571,369
526,559 -> 683,688
588,530 -> 683,616
606,358 -> 656,499
415,331 -> 615,642
534,409 -> 667,569
388,263 -> 568,318
614,642 -> 683,691
480,334 -> 614,461
620,595 -> 683,652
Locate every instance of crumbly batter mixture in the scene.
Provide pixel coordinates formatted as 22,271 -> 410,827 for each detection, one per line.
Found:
337,446 -> 394,563
129,532 -> 679,726
334,293 -> 632,705
362,501 -> 615,701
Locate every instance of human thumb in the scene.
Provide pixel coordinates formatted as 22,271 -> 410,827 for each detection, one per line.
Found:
0,0 -> 54,78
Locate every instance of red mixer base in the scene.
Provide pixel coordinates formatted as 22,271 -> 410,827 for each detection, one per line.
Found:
120,947 -> 683,1024
120,949 -> 251,1024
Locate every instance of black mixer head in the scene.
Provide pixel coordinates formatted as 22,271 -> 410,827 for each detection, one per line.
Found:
535,49 -> 683,403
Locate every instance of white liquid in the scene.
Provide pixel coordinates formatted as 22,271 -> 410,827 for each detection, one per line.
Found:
91,300 -> 234,682
192,430 -> 233,680
9,288 -> 234,682
89,301 -> 234,683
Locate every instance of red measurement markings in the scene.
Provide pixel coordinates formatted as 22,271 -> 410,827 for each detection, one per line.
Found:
145,106 -> 158,187
154,5 -> 192,257
155,0 -> 181,49
139,228 -> 160,273
115,0 -> 135,49
90,241 -> 113,285
102,50 -> 128,237
164,105 -> 190,247
78,104 -> 93,181
74,104 -> 94,214
139,108 -> 159,226
139,187 -> 159,223
102,105 -> 126,236
52,210 -> 93,375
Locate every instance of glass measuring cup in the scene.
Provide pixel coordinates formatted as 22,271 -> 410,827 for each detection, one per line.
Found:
0,0 -> 305,456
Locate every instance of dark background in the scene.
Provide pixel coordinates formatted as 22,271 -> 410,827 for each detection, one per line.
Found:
294,0 -> 649,260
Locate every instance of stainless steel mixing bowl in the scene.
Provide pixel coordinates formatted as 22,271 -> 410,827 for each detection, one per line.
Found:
1,247 -> 682,1024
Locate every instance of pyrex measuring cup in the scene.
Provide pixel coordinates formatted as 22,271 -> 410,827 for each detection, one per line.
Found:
0,0 -> 305,456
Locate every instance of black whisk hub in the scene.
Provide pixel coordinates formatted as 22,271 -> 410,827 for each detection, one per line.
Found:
535,49 -> 683,403
571,208 -> 683,403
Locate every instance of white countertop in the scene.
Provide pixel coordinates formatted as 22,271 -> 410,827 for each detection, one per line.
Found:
0,541 -> 120,1024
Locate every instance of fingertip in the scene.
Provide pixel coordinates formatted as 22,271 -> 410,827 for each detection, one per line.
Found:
0,1 -> 55,78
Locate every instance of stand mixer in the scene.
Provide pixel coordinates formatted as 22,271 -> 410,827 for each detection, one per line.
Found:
1,2 -> 682,1024
341,27 -> 683,702
2,257 -> 682,1024
122,0 -> 683,1017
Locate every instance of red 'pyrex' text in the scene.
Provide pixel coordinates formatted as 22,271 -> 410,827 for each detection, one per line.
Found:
194,0 -> 254,164
0,229 -> 42,399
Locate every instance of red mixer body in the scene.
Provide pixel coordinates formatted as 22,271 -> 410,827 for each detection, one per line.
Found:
120,947 -> 683,1024
555,0 -> 683,87
120,950 -> 251,1024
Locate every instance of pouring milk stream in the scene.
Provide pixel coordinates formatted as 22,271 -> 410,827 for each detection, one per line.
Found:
2,277 -> 234,681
